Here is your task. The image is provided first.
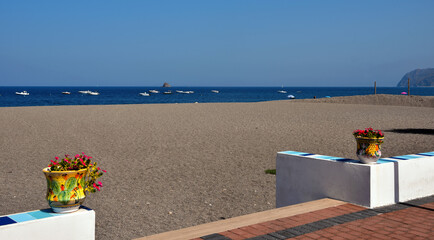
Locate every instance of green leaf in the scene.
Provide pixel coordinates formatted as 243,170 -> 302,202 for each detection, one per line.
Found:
65,177 -> 77,192
58,191 -> 70,204
80,176 -> 86,189
264,169 -> 276,175
51,180 -> 61,195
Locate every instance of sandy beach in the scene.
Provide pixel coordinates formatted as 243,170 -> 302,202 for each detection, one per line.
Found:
0,94 -> 433,240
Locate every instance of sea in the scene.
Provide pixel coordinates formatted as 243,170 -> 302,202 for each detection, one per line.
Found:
1,86 -> 433,108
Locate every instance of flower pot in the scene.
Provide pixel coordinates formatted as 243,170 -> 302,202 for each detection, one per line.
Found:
355,137 -> 384,164
42,167 -> 88,213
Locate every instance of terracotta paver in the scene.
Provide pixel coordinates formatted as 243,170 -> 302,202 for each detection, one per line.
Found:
136,196 -> 434,240
194,195 -> 434,240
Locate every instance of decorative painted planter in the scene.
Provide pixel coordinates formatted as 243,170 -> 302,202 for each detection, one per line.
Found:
42,167 -> 88,213
355,137 -> 384,164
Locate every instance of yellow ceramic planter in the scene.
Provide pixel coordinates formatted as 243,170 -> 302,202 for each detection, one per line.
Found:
42,167 -> 88,213
355,137 -> 384,164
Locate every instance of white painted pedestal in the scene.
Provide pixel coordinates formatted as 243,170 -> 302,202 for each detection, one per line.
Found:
0,207 -> 95,240
276,151 -> 434,208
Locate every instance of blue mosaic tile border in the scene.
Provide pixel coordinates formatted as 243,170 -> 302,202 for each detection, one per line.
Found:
0,206 -> 92,227
279,151 -> 433,164
417,151 -> 434,157
279,151 -> 314,156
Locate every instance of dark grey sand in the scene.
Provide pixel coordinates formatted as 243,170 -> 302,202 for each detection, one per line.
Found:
0,95 -> 433,239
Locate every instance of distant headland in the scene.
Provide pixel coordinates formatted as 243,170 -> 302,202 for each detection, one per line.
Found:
162,82 -> 171,87
397,68 -> 434,87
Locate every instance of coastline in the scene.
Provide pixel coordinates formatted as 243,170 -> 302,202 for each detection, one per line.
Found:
0,95 -> 433,239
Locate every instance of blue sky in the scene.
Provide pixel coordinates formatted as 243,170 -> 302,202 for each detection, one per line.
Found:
1,1 -> 433,87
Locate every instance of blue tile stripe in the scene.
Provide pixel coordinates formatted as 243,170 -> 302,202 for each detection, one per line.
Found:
279,151 -> 433,164
28,209 -> 57,219
280,151 -> 311,156
0,216 -> 17,226
377,159 -> 398,164
2,206 -> 93,226
8,213 -> 36,223
393,155 -> 423,160
390,156 -> 413,160
417,152 -> 434,156
315,155 -> 342,160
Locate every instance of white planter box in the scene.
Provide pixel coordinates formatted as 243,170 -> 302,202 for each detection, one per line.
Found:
276,151 -> 434,208
0,207 -> 95,240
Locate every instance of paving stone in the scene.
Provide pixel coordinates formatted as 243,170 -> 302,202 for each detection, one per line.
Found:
207,195 -> 434,240
283,228 -> 305,236
275,229 -> 297,238
251,234 -> 284,240
246,236 -> 270,240
267,231 -> 289,239
201,233 -> 231,240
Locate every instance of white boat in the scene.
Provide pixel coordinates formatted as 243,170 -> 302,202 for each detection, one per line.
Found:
78,90 -> 91,94
277,90 -> 287,93
16,91 -> 29,96
211,90 -> 219,93
176,90 -> 184,93
149,90 -> 159,94
88,91 -> 99,95
287,95 -> 295,99
163,91 -> 172,94
62,92 -> 71,95
186,91 -> 194,94
139,92 -> 150,96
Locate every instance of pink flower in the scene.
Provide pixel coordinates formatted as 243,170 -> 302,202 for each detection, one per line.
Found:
80,159 -> 86,166
75,154 -> 79,158
98,181 -> 103,187
93,183 -> 100,191
102,169 -> 107,173
55,157 -> 59,160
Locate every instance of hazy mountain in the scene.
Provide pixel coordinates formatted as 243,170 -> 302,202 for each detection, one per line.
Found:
397,68 -> 434,87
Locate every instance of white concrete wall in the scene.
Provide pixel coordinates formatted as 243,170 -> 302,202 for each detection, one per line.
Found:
398,157 -> 434,202
0,208 -> 95,240
276,151 -> 434,209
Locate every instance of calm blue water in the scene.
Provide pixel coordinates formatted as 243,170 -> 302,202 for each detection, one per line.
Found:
1,86 -> 433,107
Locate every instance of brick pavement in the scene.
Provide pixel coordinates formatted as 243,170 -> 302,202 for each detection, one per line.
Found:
194,196 -> 434,240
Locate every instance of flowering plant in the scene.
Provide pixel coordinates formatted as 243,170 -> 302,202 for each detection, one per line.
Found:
353,127 -> 384,139
47,153 -> 106,193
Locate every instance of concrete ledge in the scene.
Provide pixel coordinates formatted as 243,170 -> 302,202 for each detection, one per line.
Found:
0,206 -> 95,240
276,151 -> 434,208
135,198 -> 345,240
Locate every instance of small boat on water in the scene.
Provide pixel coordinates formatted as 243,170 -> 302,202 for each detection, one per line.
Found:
287,95 -> 295,99
211,90 -> 219,93
16,91 -> 29,96
139,92 -> 150,96
79,90 -> 99,95
149,90 -> 159,94
163,91 -> 172,94
62,92 -> 71,95
277,90 -> 287,93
